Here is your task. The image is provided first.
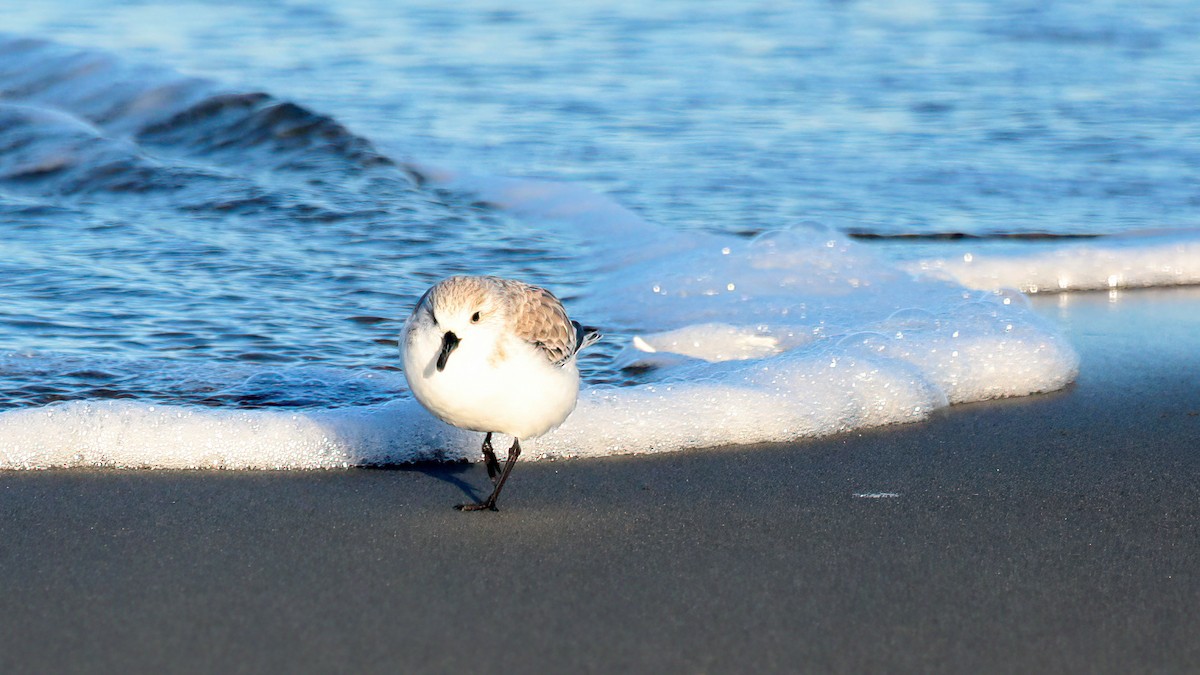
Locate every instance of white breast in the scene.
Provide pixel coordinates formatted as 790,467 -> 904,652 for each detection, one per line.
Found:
401,322 -> 581,439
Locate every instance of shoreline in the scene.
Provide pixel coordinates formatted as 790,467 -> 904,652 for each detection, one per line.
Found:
2,287 -> 1198,672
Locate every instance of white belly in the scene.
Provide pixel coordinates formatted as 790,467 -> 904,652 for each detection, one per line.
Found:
401,325 -> 581,439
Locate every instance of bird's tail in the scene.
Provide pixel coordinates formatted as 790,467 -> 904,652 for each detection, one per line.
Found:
572,321 -> 602,355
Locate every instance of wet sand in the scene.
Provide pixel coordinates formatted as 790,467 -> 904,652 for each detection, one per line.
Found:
2,288 -> 1198,673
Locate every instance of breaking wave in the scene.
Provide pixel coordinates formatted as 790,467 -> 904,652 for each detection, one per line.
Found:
13,34 -> 1193,468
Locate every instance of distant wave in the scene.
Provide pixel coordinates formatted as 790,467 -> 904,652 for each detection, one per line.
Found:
0,35 -> 402,197
847,231 -> 1103,241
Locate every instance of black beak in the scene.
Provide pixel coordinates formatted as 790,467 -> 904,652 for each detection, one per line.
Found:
436,331 -> 460,372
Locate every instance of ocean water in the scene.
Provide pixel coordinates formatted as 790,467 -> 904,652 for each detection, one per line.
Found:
1,1 -> 1197,468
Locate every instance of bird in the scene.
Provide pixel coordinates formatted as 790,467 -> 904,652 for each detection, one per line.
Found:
400,275 -> 600,511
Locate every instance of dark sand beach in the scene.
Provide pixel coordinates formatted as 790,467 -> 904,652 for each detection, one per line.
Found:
2,288 -> 1198,673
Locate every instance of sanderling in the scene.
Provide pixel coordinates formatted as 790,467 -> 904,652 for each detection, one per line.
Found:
401,275 -> 600,511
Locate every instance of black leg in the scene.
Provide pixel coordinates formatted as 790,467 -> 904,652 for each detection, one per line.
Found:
481,432 -> 500,482
456,438 -> 521,512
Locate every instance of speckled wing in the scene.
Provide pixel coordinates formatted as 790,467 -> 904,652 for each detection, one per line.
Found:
509,282 -> 579,366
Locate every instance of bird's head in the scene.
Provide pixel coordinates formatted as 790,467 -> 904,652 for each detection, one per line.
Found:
416,276 -> 509,372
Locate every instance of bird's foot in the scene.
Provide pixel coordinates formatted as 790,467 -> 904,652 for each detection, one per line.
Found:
456,436 -> 519,512
455,501 -> 498,512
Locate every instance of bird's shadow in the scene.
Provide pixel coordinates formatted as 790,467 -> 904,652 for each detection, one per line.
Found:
362,460 -> 483,502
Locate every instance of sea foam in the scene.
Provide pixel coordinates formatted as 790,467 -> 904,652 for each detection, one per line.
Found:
900,228 -> 1200,293
0,170 -> 1080,469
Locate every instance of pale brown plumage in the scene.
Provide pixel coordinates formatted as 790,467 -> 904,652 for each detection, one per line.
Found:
509,280 -> 578,365
423,275 -> 589,366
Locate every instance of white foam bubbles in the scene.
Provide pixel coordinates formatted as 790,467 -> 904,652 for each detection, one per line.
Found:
901,228 -> 1200,292
420,171 -> 1079,459
0,399 -> 473,469
620,323 -> 781,366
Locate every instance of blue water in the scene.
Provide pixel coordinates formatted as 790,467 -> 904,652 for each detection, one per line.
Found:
2,0 -> 1198,413
9,1 -> 1200,236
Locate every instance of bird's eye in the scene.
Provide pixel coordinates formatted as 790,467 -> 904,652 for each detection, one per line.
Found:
471,311 -> 481,323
